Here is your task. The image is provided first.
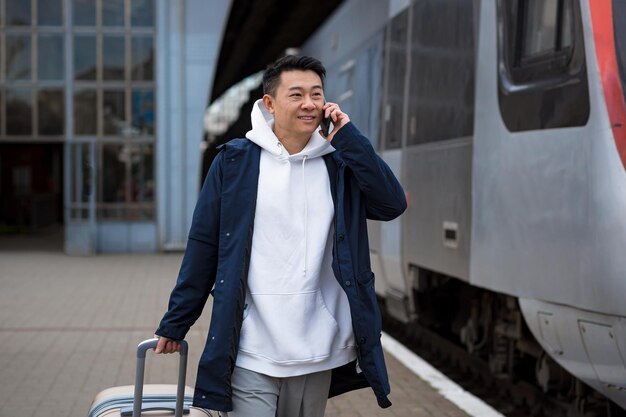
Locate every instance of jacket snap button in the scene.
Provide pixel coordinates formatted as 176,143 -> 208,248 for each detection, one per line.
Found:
338,234 -> 344,241
226,232 -> 230,237
360,337 -> 366,344
345,280 -> 351,286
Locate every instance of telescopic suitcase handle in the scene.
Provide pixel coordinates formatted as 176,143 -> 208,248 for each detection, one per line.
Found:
132,338 -> 189,417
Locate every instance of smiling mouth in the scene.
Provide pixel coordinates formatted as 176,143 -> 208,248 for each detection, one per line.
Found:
298,116 -> 316,121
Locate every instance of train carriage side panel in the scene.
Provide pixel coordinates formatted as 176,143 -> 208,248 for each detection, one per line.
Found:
582,0 -> 626,318
472,0 -> 626,316
471,0 -> 588,305
519,0 -> 626,408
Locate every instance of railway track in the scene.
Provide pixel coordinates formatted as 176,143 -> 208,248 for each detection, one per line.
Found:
381,307 -> 626,417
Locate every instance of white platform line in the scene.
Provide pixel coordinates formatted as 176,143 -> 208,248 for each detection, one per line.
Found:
381,332 -> 505,417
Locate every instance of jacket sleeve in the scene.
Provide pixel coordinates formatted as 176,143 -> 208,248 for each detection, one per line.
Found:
155,151 -> 224,341
331,122 -> 407,221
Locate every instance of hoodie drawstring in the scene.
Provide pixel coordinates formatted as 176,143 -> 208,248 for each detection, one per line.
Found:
302,155 -> 308,277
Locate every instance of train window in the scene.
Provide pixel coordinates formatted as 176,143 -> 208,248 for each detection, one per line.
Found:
406,0 -> 475,146
520,0 -> 573,60
560,0 -> 574,50
522,0 -> 559,58
497,0 -> 589,131
506,0 -> 574,79
381,9 -> 408,150
615,0 -> 626,108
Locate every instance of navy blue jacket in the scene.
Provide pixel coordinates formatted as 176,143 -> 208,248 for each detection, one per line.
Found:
156,122 -> 407,411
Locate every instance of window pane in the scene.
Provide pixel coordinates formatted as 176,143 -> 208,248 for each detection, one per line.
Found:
74,90 -> 97,134
101,144 -> 126,203
6,89 -> 32,135
131,0 -> 154,27
74,35 -> 97,80
103,90 -> 126,135
523,0 -> 558,58
561,0 -> 573,49
131,144 -> 154,203
131,36 -> 154,81
71,208 -> 90,219
73,0 -> 96,26
131,90 -> 154,135
38,35 -> 65,80
383,10 -> 408,150
38,89 -> 64,135
6,35 -> 32,81
69,143 -> 93,204
103,0 -> 125,27
103,36 -> 125,81
407,0 -> 475,145
38,0 -> 63,26
6,0 -> 31,26
99,144 -> 154,219
80,143 -> 92,203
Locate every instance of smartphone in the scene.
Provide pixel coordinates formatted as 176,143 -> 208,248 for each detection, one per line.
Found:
320,101 -> 332,137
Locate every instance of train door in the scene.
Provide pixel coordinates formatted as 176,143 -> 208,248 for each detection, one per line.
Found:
377,6 -> 411,321
379,0 -> 477,322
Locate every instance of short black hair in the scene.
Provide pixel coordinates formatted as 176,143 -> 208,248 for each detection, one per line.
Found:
262,55 -> 326,96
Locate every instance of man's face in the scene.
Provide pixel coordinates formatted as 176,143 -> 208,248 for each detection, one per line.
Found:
263,70 -> 324,140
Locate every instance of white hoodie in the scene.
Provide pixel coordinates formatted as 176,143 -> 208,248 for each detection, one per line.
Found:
235,99 -> 356,377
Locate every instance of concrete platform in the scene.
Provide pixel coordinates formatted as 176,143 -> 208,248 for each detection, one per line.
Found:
0,249 -> 471,417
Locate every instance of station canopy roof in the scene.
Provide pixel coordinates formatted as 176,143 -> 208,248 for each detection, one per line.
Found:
210,0 -> 343,102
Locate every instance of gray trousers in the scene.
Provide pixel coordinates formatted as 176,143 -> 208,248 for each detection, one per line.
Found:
223,366 -> 332,417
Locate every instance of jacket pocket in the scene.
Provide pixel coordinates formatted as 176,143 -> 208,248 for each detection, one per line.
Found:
238,289 -> 340,363
355,271 -> 375,287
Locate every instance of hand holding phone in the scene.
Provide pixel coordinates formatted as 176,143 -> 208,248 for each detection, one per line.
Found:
320,101 -> 332,137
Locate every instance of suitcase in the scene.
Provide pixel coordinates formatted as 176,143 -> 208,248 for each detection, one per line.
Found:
87,338 -> 215,417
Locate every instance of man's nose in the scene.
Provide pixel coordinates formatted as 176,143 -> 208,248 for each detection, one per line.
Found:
302,96 -> 315,109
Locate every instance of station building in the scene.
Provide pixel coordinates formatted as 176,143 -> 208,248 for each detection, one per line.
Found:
0,0 -> 230,254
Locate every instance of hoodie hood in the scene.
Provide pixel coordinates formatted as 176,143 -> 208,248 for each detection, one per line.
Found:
246,99 -> 335,161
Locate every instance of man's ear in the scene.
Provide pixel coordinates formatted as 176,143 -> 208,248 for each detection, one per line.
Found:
262,94 -> 275,114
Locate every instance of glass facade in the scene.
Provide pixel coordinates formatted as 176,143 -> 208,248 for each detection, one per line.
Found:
1,0 -> 156,222
2,0 -> 65,140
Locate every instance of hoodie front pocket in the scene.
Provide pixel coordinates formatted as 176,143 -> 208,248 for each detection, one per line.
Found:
238,289 -> 340,364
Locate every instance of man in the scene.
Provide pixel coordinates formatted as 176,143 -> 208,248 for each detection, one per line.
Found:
154,55 -> 406,417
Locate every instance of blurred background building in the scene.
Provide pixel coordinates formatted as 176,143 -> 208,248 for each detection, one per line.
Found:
0,0 -> 230,254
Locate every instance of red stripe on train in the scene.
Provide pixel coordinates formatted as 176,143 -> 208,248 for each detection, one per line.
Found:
589,0 -> 626,168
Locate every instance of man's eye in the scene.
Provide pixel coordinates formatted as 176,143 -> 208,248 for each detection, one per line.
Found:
290,93 -> 301,97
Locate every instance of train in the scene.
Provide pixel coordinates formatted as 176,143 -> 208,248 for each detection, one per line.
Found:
297,0 -> 626,414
